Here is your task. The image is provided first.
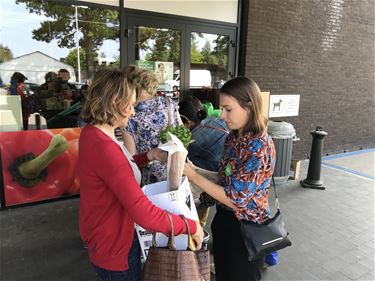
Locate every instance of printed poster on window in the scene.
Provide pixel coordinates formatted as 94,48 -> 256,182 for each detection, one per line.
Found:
136,60 -> 174,84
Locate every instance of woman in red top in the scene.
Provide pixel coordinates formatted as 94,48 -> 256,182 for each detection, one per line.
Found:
79,67 -> 203,281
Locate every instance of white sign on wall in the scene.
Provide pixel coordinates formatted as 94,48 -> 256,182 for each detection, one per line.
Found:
269,95 -> 300,118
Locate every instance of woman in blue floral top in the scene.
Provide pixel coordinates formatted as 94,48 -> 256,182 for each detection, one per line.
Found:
184,77 -> 275,281
122,65 -> 181,185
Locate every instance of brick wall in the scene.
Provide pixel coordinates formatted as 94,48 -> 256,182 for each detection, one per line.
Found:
241,0 -> 375,159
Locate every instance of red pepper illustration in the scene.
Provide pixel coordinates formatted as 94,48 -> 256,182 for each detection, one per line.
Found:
0,130 -> 75,205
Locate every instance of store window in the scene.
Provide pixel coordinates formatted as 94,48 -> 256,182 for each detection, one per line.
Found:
190,32 -> 229,87
125,12 -> 236,104
134,26 -> 181,100
189,32 -> 231,107
0,0 -> 119,131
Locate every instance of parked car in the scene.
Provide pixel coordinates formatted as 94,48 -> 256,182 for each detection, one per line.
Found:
68,82 -> 85,90
156,83 -> 179,99
164,69 -> 212,89
24,82 -> 39,96
212,80 -> 225,89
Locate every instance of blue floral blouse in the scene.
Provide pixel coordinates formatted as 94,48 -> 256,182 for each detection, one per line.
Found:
218,131 -> 276,223
126,96 -> 180,184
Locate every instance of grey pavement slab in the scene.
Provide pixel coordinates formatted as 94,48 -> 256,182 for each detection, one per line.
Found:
322,149 -> 375,180
1,152 -> 374,281
261,159 -> 374,281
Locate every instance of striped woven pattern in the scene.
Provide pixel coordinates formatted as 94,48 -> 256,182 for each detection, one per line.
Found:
142,247 -> 210,281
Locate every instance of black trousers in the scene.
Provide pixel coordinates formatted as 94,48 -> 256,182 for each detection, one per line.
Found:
212,205 -> 263,281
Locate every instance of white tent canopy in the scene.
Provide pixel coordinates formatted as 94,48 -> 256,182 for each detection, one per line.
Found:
0,51 -> 76,85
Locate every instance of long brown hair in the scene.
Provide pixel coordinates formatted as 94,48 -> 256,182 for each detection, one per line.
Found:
220,76 -> 267,136
80,67 -> 134,126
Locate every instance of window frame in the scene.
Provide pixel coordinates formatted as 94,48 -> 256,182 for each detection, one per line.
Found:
124,8 -> 237,95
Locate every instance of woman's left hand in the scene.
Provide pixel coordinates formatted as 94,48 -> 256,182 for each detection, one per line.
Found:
147,148 -> 168,162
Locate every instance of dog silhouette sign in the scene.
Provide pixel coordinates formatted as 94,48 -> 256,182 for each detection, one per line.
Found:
269,95 -> 300,118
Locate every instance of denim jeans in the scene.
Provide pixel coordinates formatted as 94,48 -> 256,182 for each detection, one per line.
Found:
93,234 -> 141,281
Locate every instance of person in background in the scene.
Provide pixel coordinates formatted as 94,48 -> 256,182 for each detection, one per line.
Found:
58,68 -> 76,90
39,71 -> 59,92
179,95 -> 228,172
9,72 -> 27,96
8,72 -> 31,130
57,69 -> 75,101
57,69 -> 71,82
79,67 -> 203,281
183,77 -> 275,281
121,65 -> 182,185
179,95 -> 229,225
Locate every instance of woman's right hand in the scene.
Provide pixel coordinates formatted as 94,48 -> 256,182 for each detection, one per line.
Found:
191,221 -> 204,250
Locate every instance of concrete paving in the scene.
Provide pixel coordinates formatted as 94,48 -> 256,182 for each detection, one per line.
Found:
0,150 -> 374,281
322,149 -> 375,180
261,158 -> 374,281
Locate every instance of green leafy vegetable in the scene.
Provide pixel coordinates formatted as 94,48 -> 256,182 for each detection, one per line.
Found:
160,125 -> 194,148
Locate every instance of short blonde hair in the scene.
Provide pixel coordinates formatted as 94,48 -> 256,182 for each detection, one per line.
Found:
123,64 -> 159,99
80,67 -> 134,126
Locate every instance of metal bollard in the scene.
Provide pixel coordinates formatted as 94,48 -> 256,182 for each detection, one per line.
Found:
35,113 -> 41,130
301,126 -> 328,190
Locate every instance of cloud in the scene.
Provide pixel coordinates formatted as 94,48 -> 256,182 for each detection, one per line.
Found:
1,1 -> 49,27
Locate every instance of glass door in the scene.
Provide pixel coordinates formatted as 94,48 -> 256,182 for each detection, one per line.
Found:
125,12 -> 236,102
133,26 -> 182,100
187,25 -> 235,107
126,15 -> 185,100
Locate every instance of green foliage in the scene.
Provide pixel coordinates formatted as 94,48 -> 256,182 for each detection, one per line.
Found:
135,27 -> 229,70
15,0 -> 119,77
136,27 -> 156,53
0,44 -> 13,63
212,35 -> 229,67
112,55 -> 120,67
191,39 -> 203,63
201,41 -> 218,65
168,31 -> 181,63
160,125 -> 193,148
65,48 -> 87,70
151,31 -> 169,62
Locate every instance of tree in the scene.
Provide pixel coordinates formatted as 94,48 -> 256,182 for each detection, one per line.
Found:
150,31 -> 170,62
191,39 -> 203,63
16,0 -> 119,78
135,27 -> 156,56
112,55 -> 120,67
65,48 -> 87,73
201,41 -> 217,65
212,35 -> 229,67
0,44 -> 13,63
167,31 -> 181,63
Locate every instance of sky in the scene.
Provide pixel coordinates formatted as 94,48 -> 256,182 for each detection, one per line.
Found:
0,0 -> 119,60
0,0 -> 222,62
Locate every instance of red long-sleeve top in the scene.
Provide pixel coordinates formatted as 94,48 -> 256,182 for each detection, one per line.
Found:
78,125 -> 196,271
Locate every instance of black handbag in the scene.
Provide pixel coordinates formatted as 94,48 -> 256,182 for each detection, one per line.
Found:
240,177 -> 292,261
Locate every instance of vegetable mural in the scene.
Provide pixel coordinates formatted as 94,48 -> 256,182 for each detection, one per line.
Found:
0,128 -> 81,206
